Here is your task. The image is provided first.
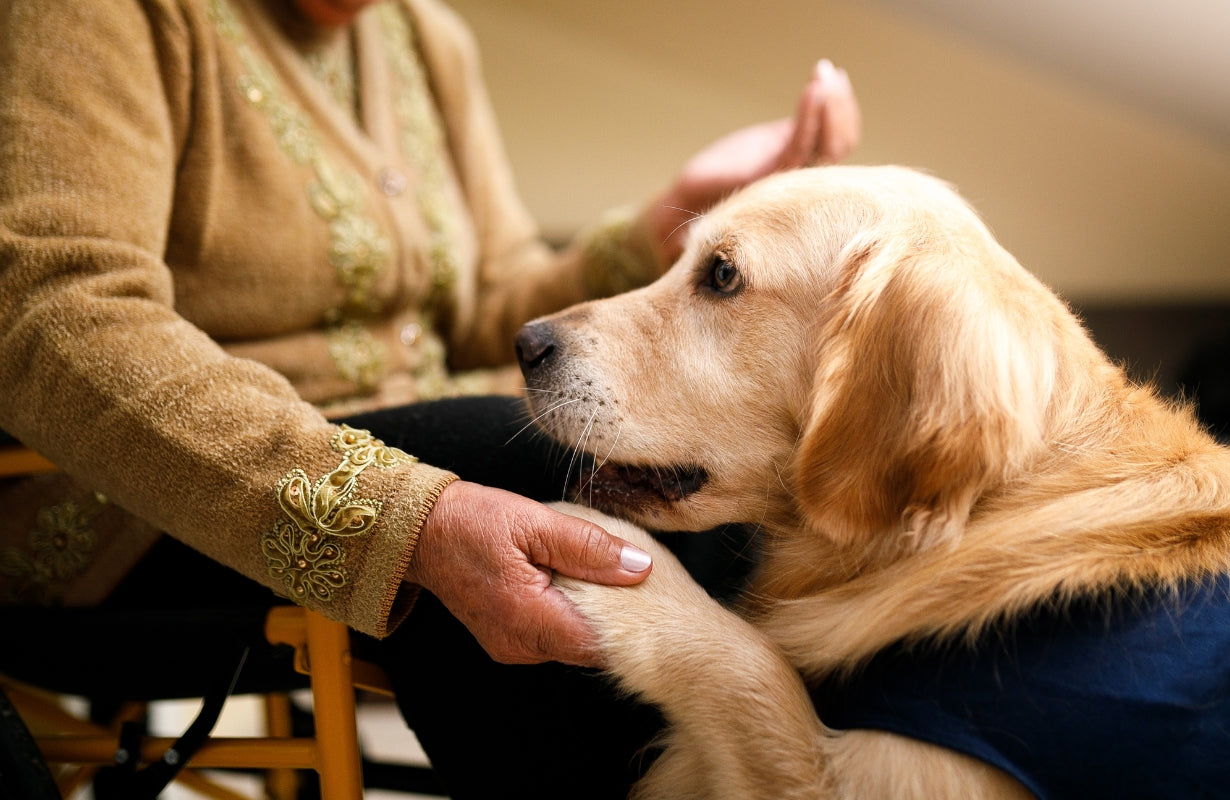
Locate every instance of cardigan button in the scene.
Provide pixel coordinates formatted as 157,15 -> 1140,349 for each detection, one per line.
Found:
377,167 -> 407,197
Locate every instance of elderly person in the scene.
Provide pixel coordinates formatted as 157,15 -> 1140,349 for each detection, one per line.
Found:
0,0 -> 859,794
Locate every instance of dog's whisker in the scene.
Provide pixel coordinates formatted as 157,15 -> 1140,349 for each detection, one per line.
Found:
582,418 -> 623,509
504,395 -> 582,446
564,444 -> 587,501
771,459 -> 792,495
581,407 -> 607,507
731,521 -> 765,568
530,395 -> 583,422
562,405 -> 602,503
572,428 -> 594,503
661,206 -> 705,249
592,423 -> 623,477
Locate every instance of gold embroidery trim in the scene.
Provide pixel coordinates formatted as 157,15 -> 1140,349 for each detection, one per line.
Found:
260,425 -> 416,602
303,39 -> 358,120
1,493 -> 109,605
209,1 -> 472,401
209,0 -> 390,393
327,319 -> 386,391
580,206 -> 660,298
377,3 -> 458,307
380,4 -> 484,401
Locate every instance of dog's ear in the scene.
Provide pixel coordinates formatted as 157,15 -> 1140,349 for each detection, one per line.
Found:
793,239 -> 1049,553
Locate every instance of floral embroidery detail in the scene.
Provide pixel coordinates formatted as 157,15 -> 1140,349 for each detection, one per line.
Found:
303,40 -> 357,119
260,426 -> 415,602
1,493 -> 108,604
379,4 -> 478,401
208,1 -> 474,400
311,159 -> 391,323
326,321 -> 386,391
261,518 -> 347,602
378,4 -> 459,308
330,425 -> 418,469
209,0 -> 390,393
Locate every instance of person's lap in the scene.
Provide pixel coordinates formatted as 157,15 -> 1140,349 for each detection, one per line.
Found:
27,395 -> 756,798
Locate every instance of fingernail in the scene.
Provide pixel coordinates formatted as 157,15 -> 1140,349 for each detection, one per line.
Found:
818,58 -> 835,80
620,546 -> 652,573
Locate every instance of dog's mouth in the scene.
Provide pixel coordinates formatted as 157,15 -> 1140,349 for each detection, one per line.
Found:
573,462 -> 709,509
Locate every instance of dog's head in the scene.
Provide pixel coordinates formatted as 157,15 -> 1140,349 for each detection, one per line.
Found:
519,166 -> 1077,555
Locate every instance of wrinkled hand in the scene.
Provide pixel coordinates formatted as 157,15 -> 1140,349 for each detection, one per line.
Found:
650,58 -> 861,265
403,480 -> 653,667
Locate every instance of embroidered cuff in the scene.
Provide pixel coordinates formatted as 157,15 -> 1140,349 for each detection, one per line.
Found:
259,424 -> 458,638
579,206 -> 663,299
260,425 -> 416,605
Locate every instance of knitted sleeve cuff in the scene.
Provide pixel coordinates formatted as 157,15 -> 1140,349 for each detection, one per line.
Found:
578,206 -> 665,299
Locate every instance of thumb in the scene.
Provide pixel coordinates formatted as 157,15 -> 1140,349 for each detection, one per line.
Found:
532,509 -> 653,586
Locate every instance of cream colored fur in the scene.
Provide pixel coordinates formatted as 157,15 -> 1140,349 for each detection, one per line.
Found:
521,166 -> 1230,799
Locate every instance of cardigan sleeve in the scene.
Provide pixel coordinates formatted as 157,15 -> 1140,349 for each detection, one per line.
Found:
0,0 -> 455,638
406,0 -> 666,370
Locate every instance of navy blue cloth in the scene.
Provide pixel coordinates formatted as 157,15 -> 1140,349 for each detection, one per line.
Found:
811,575 -> 1230,799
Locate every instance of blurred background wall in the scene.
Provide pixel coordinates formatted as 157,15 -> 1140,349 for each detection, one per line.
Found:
447,0 -> 1230,406
446,0 -> 1230,303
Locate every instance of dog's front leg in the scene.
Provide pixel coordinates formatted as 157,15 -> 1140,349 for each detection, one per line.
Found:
551,504 -> 833,800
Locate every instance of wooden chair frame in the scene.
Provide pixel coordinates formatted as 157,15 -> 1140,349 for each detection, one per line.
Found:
0,441 -> 397,800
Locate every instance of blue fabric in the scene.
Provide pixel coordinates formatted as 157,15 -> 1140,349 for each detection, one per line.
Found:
810,575 -> 1230,799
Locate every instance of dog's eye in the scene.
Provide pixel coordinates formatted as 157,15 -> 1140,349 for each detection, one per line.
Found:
704,256 -> 743,295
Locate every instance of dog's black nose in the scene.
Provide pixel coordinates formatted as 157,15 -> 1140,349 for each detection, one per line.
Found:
515,322 -> 556,375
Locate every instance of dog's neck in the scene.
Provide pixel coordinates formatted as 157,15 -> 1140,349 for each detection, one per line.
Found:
745,378 -> 1230,680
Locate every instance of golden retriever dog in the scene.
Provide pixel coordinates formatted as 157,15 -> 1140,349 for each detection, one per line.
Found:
515,165 -> 1230,799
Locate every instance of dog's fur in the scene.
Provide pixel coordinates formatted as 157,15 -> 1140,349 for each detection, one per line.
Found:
516,166 -> 1230,799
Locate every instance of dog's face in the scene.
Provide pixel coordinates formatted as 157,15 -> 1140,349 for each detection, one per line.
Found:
519,166 -> 1077,553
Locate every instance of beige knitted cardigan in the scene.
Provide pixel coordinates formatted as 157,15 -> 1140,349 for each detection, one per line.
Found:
0,0 -> 659,637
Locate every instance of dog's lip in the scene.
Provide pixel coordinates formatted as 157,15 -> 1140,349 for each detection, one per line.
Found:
577,462 -> 710,505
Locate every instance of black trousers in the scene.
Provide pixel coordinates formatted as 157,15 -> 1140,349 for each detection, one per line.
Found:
10,396 -> 757,799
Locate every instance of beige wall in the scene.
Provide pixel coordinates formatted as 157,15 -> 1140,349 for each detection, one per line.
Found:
447,0 -> 1230,304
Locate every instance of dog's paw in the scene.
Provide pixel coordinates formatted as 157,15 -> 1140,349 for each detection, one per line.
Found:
548,503 -> 739,695
548,502 -> 713,620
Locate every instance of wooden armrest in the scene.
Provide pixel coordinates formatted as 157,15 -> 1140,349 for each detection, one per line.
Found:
0,444 -> 56,477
